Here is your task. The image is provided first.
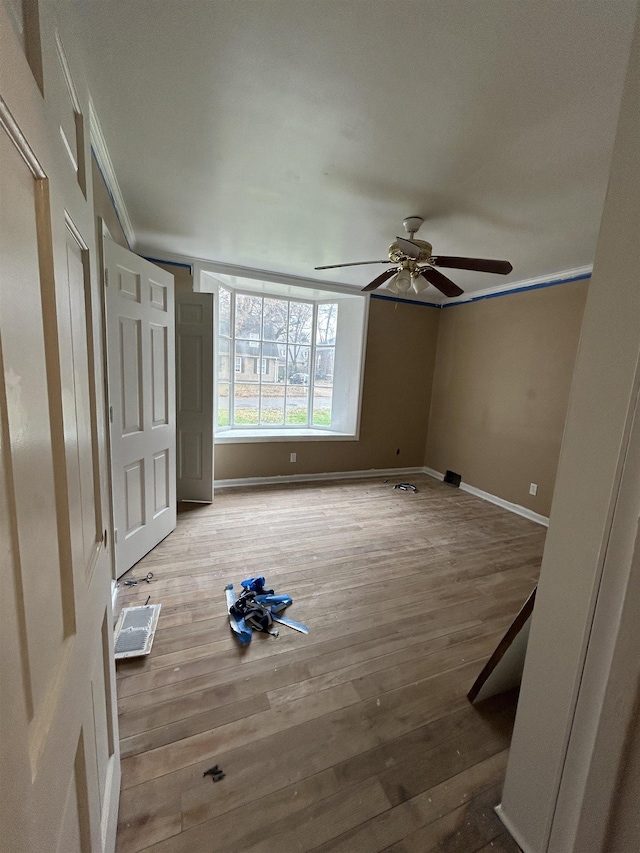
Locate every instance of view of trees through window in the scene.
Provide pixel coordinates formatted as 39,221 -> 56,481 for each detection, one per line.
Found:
217,288 -> 338,428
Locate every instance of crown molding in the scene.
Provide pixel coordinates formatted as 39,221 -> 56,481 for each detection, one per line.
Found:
88,98 -> 135,249
132,242 -> 593,308
441,265 -> 593,307
135,245 -> 365,297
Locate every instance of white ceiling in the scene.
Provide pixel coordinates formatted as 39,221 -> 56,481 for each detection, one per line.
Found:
73,1 -> 636,301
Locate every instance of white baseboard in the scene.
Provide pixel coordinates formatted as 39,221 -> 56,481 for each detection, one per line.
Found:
495,803 -> 534,853
213,465 -> 550,527
214,466 -> 425,490
422,467 -> 549,527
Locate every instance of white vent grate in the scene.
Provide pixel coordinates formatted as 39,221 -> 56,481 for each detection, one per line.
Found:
113,605 -> 161,659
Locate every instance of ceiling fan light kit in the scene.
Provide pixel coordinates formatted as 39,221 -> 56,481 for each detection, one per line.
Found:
386,268 -> 412,295
314,215 -> 513,300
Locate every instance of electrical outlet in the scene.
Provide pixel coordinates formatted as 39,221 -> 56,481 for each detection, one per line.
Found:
529,483 -> 538,496
290,453 -> 296,463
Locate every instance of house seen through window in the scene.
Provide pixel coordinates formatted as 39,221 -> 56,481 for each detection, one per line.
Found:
217,288 -> 338,429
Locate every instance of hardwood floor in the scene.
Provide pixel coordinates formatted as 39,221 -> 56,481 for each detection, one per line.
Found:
114,474 -> 543,852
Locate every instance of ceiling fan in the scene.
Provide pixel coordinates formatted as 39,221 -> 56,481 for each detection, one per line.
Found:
315,217 -> 513,298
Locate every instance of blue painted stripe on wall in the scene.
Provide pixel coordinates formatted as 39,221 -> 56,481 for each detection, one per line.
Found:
370,271 -> 591,309
142,255 -> 193,271
90,147 -> 131,250
370,293 -> 441,309
441,272 -> 592,308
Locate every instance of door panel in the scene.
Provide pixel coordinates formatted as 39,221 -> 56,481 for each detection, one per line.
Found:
104,239 -> 176,576
120,317 -> 143,433
176,291 -> 214,502
0,87 -> 118,853
0,133 -> 67,716
65,230 -> 103,579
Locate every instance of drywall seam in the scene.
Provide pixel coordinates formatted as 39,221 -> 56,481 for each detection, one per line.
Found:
422,467 -> 549,526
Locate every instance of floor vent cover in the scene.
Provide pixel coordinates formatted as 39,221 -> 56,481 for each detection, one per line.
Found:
114,604 -> 161,659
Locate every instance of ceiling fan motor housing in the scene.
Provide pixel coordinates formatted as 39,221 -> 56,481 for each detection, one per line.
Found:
388,239 -> 432,263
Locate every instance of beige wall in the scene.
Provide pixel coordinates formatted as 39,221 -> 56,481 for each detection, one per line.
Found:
92,166 -> 584,501
425,282 -> 588,517
216,296 -> 439,479
110,245 -> 440,479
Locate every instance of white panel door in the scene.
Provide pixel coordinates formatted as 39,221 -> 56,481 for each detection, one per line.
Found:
104,239 -> 176,576
0,16 -> 119,848
176,291 -> 214,502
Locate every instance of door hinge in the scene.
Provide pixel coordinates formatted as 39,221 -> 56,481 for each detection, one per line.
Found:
109,405 -> 113,423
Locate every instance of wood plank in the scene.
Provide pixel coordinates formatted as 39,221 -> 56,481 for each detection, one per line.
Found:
121,682 -> 360,789
136,769 -> 342,851
113,476 -> 541,852
392,782 -> 507,852
311,751 -> 509,853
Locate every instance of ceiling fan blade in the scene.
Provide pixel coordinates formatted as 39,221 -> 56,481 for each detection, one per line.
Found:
315,260 -> 392,270
430,256 -> 513,275
419,267 -> 464,298
394,237 -> 421,259
362,267 -> 398,292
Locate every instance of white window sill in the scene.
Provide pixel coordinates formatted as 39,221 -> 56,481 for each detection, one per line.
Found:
215,428 -> 357,443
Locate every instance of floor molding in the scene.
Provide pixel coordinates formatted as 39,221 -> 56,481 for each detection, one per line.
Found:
422,467 -> 549,527
214,465 -> 550,527
214,466 -> 425,490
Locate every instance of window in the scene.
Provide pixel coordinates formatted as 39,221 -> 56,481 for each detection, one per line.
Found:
217,289 -> 338,429
199,267 -> 368,441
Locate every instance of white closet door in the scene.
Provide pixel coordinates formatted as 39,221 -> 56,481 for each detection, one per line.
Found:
104,239 -> 176,577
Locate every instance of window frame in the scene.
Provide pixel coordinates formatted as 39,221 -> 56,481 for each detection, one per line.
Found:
195,263 -> 369,444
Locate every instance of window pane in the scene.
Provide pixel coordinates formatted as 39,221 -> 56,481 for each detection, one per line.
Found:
314,347 -> 334,385
218,338 -> 230,381
235,293 -> 262,339
288,301 -> 313,344
313,389 -> 332,426
287,345 -> 310,385
285,387 -> 308,425
219,287 -> 231,336
261,342 -> 283,384
234,383 -> 259,425
235,342 -> 263,379
316,303 -> 338,345
263,298 -> 288,342
217,383 -> 230,427
260,388 -> 284,425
